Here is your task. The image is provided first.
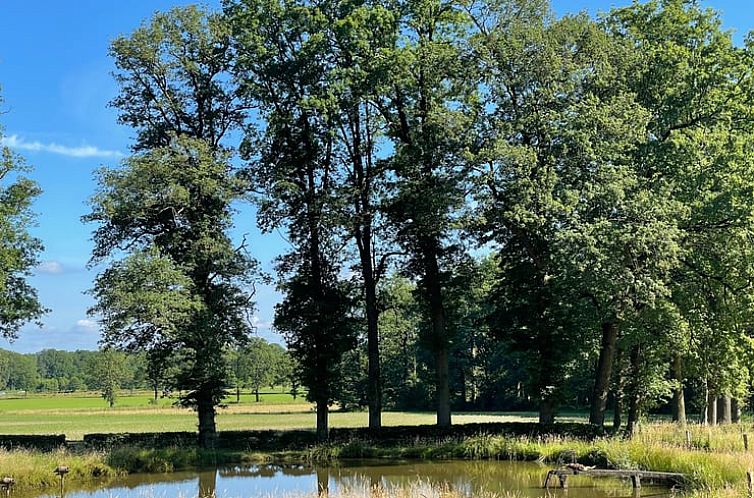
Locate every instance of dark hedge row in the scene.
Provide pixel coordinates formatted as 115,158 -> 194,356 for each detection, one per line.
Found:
82,422 -> 609,451
0,434 -> 66,451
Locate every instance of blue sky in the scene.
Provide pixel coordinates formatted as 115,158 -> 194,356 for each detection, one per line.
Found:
0,0 -> 752,353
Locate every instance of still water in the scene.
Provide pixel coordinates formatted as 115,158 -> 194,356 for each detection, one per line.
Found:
30,461 -> 674,498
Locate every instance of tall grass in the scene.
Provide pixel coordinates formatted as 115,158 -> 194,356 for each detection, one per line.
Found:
298,425 -> 754,496
0,448 -> 117,491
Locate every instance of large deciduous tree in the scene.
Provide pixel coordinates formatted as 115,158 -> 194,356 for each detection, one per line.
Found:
326,0 -> 398,432
228,0 -> 358,440
87,138 -> 256,447
469,1 -> 659,424
596,0 -> 754,427
377,0 -> 476,427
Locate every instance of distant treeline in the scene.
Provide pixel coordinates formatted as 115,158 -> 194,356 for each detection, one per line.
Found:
0,337 -> 292,397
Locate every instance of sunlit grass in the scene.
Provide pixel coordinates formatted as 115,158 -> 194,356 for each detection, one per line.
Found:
297,424 -> 754,497
0,392 -> 591,440
0,411 -> 546,440
0,448 -> 118,491
3,422 -> 754,496
0,389 -> 304,411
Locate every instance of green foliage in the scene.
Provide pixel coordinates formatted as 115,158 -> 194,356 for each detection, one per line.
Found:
228,0 -> 364,437
90,349 -> 130,408
109,5 -> 244,151
229,338 -> 290,401
68,0 -> 754,439
86,137 -> 257,445
0,91 -> 45,340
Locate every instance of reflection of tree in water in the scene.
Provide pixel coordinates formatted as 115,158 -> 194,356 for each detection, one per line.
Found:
92,461 -> 671,498
219,463 -> 311,478
197,469 -> 217,498
369,472 -> 383,498
309,461 -> 658,498
316,467 -> 329,496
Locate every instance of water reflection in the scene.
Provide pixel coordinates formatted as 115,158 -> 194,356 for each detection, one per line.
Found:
26,461 -> 674,498
198,470 -> 217,498
316,467 -> 329,496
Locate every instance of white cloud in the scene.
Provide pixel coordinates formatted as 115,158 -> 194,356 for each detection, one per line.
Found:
75,319 -> 98,331
252,315 -> 273,330
1,134 -> 123,159
36,261 -> 64,274
2,321 -> 101,353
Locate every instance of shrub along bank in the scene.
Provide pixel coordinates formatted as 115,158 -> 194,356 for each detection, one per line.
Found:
81,422 -> 607,451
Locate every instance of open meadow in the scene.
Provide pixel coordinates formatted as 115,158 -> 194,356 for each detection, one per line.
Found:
0,390 -> 591,439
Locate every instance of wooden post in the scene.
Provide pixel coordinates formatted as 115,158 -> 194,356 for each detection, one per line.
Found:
744,433 -> 749,451
543,471 -> 552,489
685,430 -> 692,448
747,470 -> 754,498
558,473 -> 568,489
631,474 -> 641,489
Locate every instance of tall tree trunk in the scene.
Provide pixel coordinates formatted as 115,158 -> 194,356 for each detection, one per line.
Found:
671,353 -> 686,425
613,393 -> 623,430
625,345 -> 641,436
421,237 -> 451,427
197,393 -> 217,449
255,387 -> 260,403
154,384 -> 159,402
612,348 -> 624,430
236,386 -> 241,404
732,398 -> 741,423
350,102 -> 383,433
435,347 -> 451,426
316,399 -> 329,441
706,394 -> 717,426
459,367 -> 468,409
303,155 -> 333,444
538,332 -> 557,425
364,259 -> 382,432
590,322 -> 619,426
539,398 -> 555,425
719,395 -> 732,424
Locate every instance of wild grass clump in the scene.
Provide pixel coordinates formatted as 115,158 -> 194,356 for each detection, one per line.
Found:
635,422 -> 753,452
0,447 -> 117,490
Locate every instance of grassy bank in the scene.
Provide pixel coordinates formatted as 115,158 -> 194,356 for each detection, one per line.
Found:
3,423 -> 753,496
0,448 -> 118,491
93,423 -> 754,496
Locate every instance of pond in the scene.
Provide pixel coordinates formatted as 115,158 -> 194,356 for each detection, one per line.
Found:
28,461 -> 674,498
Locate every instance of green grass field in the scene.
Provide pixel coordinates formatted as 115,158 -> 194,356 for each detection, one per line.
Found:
0,390 -> 588,439
0,390 -> 301,411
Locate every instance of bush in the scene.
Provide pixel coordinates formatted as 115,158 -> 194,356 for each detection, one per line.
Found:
0,434 -> 66,451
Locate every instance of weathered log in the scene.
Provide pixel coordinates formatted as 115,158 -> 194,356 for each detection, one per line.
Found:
543,467 -> 686,490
